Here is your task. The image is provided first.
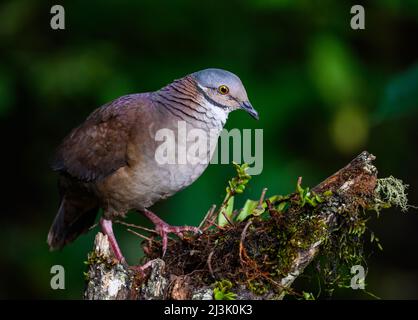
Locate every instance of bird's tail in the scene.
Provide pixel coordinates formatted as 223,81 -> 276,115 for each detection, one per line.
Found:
47,195 -> 99,250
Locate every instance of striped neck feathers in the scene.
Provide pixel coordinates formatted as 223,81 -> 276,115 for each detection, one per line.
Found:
155,76 -> 228,128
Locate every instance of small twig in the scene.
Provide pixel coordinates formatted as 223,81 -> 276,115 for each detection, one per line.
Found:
207,250 -> 215,278
202,205 -> 225,232
218,193 -> 234,226
202,217 -> 224,232
204,193 -> 236,230
88,223 -> 98,231
261,274 -> 302,297
115,220 -> 158,234
219,193 -> 232,213
127,228 -> 155,242
231,209 -> 240,221
185,269 -> 206,277
199,204 -> 216,229
265,199 -> 282,218
258,188 -> 268,207
239,220 -> 253,265
297,176 -> 303,187
221,209 -> 234,226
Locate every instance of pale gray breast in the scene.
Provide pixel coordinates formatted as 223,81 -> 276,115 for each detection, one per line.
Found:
138,118 -> 222,200
129,90 -> 227,208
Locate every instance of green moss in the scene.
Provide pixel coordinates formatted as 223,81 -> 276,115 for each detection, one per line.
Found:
237,184 -> 378,297
260,182 -> 376,295
247,279 -> 269,295
323,190 -> 333,197
254,205 -> 329,281
296,182 -> 324,208
179,167 -> 410,299
213,279 -> 237,300
83,250 -> 117,284
317,207 -> 369,291
84,251 -> 106,266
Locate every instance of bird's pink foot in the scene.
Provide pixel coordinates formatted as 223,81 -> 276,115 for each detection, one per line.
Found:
155,223 -> 201,256
142,209 -> 202,256
129,260 -> 155,276
99,218 -> 126,263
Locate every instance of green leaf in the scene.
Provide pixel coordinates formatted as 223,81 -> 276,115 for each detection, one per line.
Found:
213,280 -> 236,300
218,196 -> 234,227
213,288 -> 224,300
268,195 -> 284,203
277,201 -> 288,212
302,291 -> 316,300
236,199 -> 259,222
252,206 -> 265,217
213,288 -> 236,300
223,292 -> 237,300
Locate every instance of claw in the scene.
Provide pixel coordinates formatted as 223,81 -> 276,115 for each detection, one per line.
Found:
129,260 -> 155,276
142,209 -> 202,256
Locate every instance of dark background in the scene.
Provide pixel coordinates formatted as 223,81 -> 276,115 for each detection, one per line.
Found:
0,0 -> 417,299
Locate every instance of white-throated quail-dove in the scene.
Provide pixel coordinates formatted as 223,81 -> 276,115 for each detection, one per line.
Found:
47,68 -> 259,262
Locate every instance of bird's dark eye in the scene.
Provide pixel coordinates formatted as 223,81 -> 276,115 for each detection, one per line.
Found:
218,85 -> 229,95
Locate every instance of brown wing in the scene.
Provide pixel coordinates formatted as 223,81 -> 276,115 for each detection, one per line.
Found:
52,95 -> 142,182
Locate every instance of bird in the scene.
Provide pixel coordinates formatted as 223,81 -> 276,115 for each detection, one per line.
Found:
47,68 -> 259,263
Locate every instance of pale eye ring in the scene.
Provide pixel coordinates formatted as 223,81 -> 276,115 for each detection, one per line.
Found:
218,85 -> 229,95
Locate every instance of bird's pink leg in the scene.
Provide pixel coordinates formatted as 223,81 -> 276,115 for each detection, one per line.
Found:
142,209 -> 202,256
99,218 -> 125,263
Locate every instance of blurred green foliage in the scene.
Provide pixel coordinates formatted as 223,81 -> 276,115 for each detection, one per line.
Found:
377,63 -> 418,121
0,0 -> 417,299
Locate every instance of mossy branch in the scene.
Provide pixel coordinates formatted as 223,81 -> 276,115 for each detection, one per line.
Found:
83,151 -> 410,300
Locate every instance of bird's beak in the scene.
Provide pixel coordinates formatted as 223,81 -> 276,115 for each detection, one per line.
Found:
240,101 -> 259,120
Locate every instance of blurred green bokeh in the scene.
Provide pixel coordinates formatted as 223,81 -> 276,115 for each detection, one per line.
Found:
0,0 -> 417,299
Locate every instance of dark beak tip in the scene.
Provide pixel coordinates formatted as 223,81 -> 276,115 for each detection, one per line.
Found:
241,101 -> 259,120
250,111 -> 259,120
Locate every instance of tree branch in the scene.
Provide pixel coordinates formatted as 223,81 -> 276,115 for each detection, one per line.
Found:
83,151 -> 407,300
